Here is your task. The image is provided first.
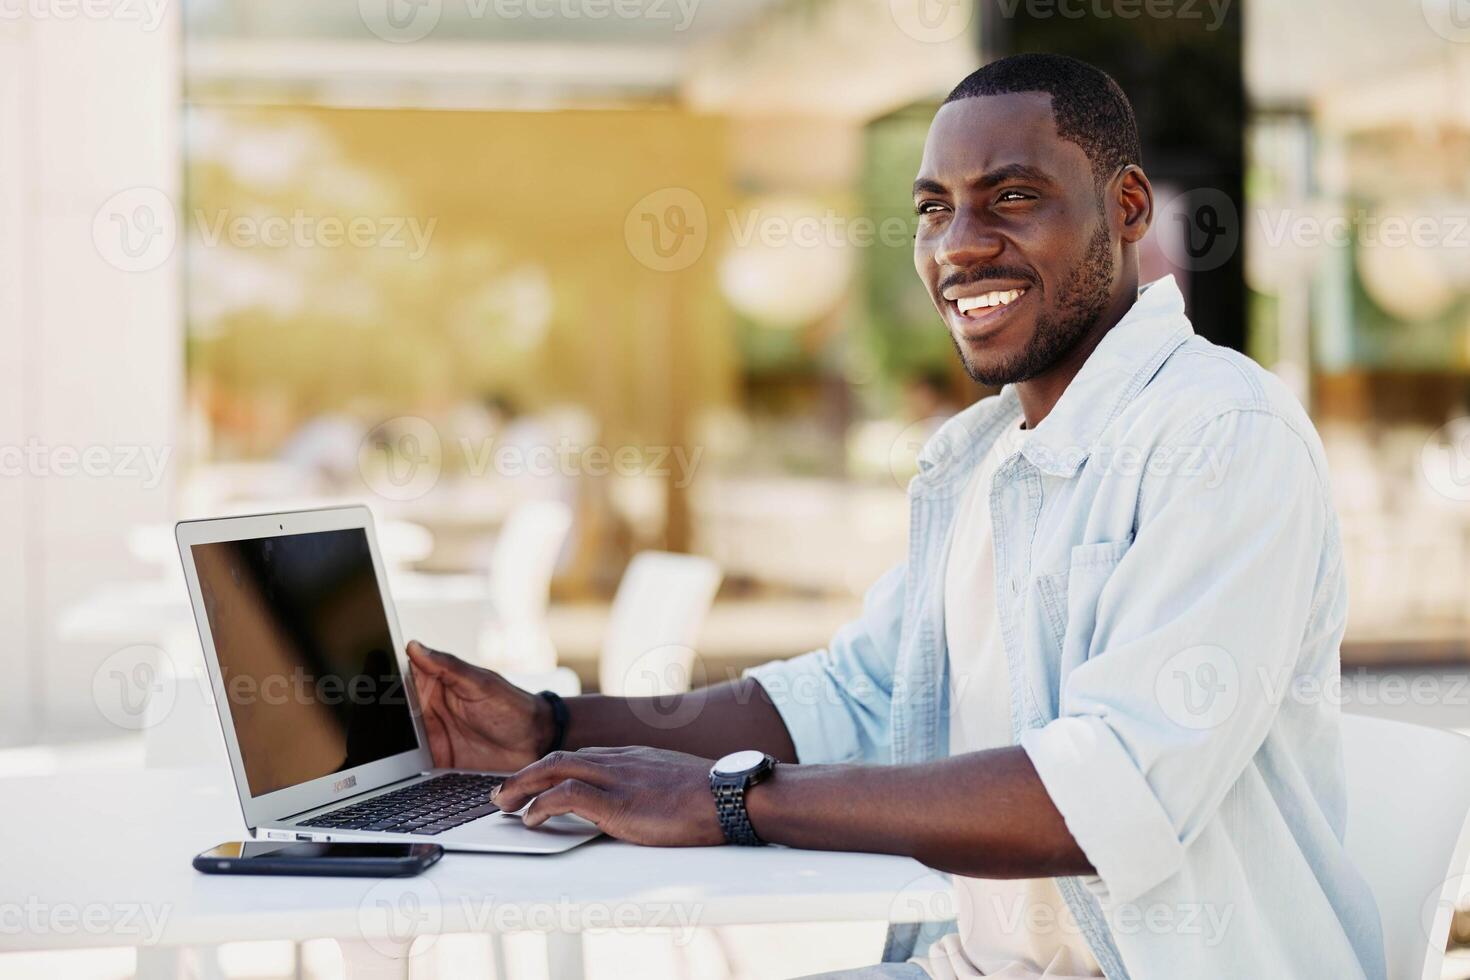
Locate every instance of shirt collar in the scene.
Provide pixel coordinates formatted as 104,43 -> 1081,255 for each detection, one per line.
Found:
917,275 -> 1194,484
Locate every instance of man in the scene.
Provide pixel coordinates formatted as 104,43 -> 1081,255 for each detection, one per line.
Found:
407,54 -> 1386,979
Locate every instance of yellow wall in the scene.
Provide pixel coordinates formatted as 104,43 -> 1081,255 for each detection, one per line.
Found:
187,105 -> 737,456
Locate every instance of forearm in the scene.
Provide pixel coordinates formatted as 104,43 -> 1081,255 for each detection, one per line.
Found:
744,746 -> 1093,878
564,678 -> 798,763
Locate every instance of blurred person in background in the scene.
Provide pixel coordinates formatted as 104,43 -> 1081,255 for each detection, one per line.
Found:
404,55 -> 1385,980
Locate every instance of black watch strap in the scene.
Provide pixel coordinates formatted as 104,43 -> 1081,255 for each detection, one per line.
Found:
538,690 -> 569,754
711,779 -> 764,846
709,754 -> 775,846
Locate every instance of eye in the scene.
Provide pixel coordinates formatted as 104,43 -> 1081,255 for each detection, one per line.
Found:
914,200 -> 949,216
996,189 -> 1035,204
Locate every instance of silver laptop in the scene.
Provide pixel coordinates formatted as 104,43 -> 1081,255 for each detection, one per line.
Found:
176,505 -> 600,854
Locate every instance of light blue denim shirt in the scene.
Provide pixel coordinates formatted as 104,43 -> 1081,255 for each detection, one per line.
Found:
748,276 -> 1386,979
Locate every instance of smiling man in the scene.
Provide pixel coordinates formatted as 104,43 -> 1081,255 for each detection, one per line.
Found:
407,55 -> 1386,979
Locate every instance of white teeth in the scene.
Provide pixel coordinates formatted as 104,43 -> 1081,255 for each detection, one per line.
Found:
956,288 -> 1023,313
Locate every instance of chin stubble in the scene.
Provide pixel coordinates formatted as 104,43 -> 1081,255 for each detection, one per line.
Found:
955,221 -> 1115,387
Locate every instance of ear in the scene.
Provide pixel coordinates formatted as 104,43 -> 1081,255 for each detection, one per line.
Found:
1113,165 -> 1153,245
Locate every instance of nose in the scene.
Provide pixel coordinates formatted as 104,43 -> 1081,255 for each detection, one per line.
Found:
933,209 -> 1004,270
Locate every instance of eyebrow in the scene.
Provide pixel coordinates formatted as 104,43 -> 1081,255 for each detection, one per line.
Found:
912,163 -> 1055,198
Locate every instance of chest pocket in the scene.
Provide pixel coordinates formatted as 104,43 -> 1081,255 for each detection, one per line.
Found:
1030,537 -> 1132,718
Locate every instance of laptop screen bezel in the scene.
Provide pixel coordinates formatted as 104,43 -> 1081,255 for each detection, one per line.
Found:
176,505 -> 433,831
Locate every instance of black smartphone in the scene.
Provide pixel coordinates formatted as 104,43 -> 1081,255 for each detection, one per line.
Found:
193,841 -> 443,877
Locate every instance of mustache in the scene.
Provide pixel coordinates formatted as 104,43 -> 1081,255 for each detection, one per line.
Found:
937,266 -> 1039,294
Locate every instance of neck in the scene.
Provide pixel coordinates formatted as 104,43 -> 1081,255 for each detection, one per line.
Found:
1014,268 -> 1140,429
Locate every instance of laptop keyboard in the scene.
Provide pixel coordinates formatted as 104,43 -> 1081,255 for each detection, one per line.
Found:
298,773 -> 505,836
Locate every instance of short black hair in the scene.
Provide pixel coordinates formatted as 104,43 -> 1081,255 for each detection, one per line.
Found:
943,53 -> 1141,187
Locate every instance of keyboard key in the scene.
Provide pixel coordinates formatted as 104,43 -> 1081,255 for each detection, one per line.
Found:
297,773 -> 504,834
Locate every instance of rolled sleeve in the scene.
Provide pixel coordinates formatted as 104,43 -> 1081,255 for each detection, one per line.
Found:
745,563 -> 906,765
1023,409 -> 1331,906
1021,716 -> 1185,907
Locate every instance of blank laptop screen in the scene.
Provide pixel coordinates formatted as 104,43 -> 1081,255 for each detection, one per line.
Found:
192,527 -> 419,797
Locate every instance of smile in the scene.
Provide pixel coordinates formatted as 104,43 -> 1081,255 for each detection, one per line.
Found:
956,288 -> 1026,317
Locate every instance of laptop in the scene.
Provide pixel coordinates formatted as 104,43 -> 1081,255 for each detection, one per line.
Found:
176,505 -> 600,854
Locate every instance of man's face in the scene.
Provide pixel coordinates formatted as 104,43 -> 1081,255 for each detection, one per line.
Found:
913,92 -> 1118,386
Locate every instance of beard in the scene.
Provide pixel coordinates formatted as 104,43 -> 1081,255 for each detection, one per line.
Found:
953,219 -> 1115,387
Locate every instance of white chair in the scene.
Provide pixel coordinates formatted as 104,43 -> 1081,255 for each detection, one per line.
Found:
598,551 -> 722,697
1343,713 -> 1470,980
476,500 -> 574,672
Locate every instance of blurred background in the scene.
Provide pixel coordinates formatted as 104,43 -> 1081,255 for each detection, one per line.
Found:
5,0 -> 1470,976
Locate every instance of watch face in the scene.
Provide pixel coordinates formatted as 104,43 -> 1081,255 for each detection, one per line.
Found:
713,749 -> 767,777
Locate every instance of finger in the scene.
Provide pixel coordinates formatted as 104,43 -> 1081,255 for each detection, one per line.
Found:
421,703 -> 453,768
405,640 -> 443,672
522,778 -> 613,830
408,642 -> 490,697
494,751 -> 611,811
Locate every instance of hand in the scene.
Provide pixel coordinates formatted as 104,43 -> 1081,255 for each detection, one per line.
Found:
492,746 -> 726,846
406,641 -> 553,772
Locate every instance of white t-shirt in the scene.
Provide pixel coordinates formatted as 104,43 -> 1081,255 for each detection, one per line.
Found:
914,422 -> 1103,980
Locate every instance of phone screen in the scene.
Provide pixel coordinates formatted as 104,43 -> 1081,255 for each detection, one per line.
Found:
200,841 -> 424,860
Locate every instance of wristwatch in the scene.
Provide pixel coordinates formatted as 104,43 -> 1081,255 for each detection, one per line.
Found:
709,750 -> 776,846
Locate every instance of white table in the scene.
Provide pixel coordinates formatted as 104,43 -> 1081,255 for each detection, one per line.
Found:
2,767 -> 948,978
